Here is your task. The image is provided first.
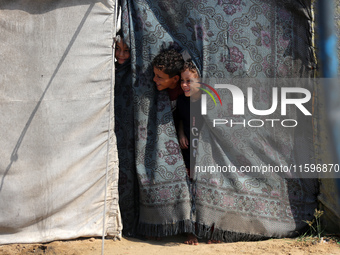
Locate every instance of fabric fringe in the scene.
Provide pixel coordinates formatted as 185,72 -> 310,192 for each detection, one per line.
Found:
137,220 -> 195,238
195,223 -> 269,242
137,220 -> 272,242
137,176 -> 272,241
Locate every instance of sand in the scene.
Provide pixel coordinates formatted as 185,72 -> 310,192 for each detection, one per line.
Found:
1,235 -> 339,255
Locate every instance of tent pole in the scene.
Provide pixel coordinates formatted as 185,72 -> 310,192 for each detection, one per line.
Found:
317,0 -> 340,230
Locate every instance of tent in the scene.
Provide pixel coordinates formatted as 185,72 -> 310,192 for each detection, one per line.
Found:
0,0 -> 339,245
0,0 -> 121,244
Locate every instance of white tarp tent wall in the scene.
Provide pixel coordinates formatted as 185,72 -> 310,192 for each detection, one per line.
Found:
0,0 -> 121,244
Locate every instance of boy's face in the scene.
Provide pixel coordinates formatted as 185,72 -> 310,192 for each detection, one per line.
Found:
115,40 -> 130,65
153,67 -> 179,91
181,69 -> 200,98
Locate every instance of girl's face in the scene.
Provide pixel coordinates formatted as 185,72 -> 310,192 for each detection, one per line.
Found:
180,69 -> 201,98
115,40 -> 130,65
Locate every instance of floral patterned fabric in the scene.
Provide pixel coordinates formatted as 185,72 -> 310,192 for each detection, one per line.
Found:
117,0 -> 319,240
194,78 -> 318,240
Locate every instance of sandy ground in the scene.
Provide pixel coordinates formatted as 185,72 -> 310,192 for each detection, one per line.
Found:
0,235 -> 339,255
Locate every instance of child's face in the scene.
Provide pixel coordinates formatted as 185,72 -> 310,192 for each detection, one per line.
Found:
181,69 -> 200,98
115,40 -> 130,65
153,67 -> 179,91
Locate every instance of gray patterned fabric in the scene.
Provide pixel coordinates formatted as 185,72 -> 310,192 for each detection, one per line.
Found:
117,0 -> 319,240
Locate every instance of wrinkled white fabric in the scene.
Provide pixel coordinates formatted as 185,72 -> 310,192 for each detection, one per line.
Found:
0,0 -> 121,244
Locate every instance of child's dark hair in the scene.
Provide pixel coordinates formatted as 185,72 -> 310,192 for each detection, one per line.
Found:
182,59 -> 199,75
152,49 -> 184,78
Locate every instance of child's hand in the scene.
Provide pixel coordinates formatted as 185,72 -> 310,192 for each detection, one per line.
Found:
179,134 -> 189,149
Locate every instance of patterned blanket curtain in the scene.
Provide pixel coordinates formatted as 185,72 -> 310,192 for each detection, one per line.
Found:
116,0 -> 319,240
